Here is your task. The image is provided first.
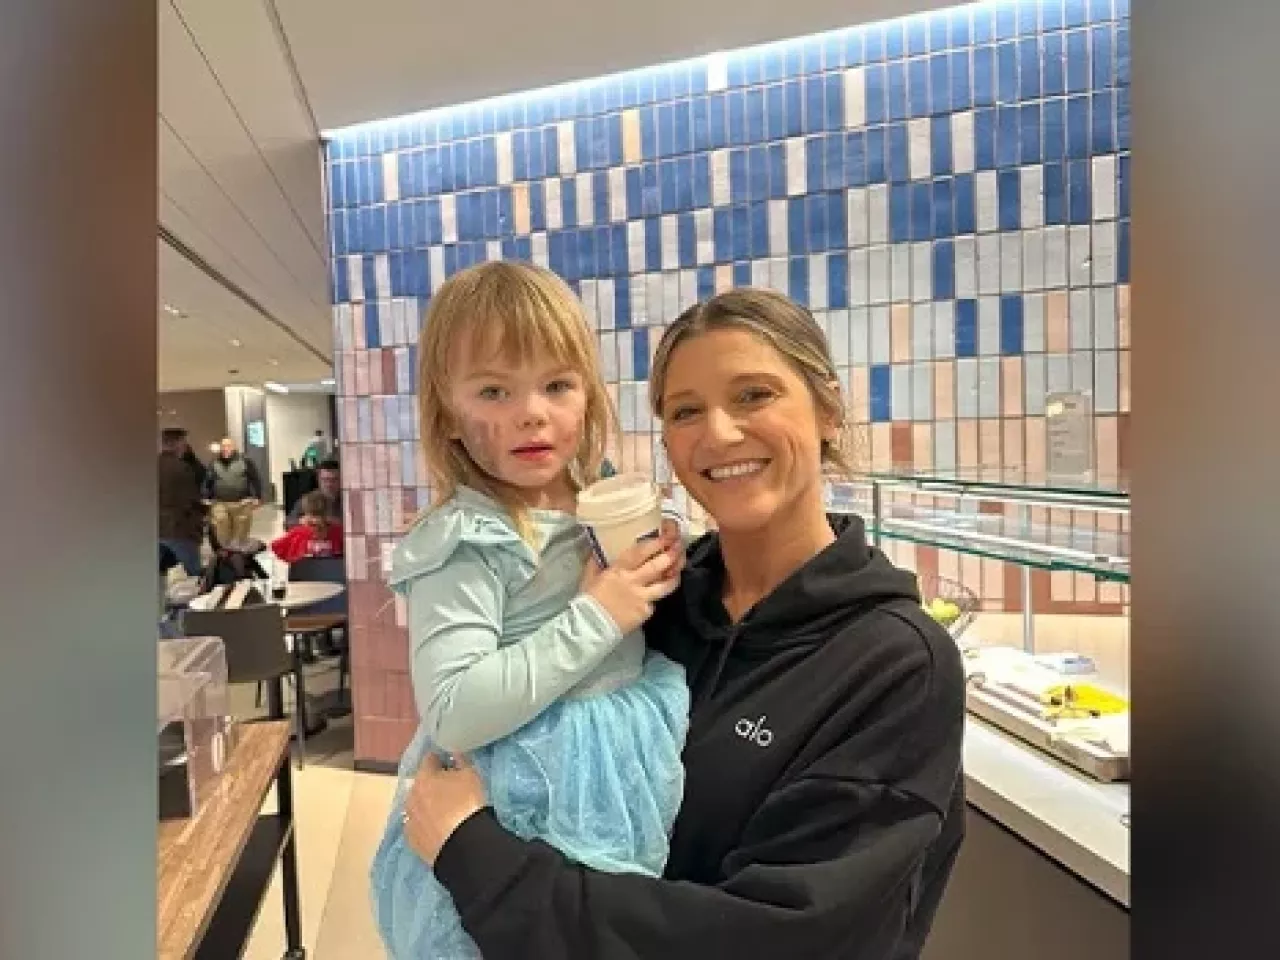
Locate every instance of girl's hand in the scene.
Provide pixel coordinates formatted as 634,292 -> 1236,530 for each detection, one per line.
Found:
581,528 -> 684,635
402,753 -> 488,866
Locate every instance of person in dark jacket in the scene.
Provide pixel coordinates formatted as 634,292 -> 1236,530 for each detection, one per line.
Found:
397,288 -> 967,959
202,437 -> 263,546
157,427 -> 205,575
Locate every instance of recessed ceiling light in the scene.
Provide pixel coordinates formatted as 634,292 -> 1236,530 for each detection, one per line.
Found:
320,377 -> 336,386
229,338 -> 243,348
268,357 -> 280,366
264,381 -> 289,394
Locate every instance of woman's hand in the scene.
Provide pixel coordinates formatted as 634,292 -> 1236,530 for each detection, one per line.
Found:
581,526 -> 684,635
402,753 -> 488,866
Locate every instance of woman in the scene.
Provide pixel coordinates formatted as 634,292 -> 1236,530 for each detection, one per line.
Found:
399,288 -> 967,959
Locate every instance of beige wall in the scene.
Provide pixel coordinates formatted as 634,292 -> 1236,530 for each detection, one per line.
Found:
157,389 -> 226,457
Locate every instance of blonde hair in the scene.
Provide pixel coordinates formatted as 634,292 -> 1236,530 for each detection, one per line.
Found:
649,287 -> 862,476
416,261 -> 614,537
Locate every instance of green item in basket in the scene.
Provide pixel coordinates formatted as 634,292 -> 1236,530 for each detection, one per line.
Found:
924,596 -> 962,627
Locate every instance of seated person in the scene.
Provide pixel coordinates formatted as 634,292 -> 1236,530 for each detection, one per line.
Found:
285,459 -> 343,529
271,491 -> 344,563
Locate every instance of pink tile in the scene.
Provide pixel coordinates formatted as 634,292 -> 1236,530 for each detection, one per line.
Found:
1046,291 -> 1069,353
1025,417 -> 1047,476
341,353 -> 357,399
979,419 -> 1001,469
1003,419 -> 1024,471
353,304 -> 367,350
1119,349 -> 1130,412
362,443 -> 378,490
1001,358 -> 1023,416
371,398 -> 386,442
1117,284 -> 1131,349
891,304 -> 911,363
957,420 -> 978,469
849,366 -> 870,424
342,397 -> 358,444
870,423 -> 893,471
912,423 -> 933,470
368,350 -> 384,395
1095,415 -> 1119,480
374,444 -> 390,491
934,361 -> 955,420
355,350 -> 371,396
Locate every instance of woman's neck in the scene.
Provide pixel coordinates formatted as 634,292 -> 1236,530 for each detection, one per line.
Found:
717,490 -> 835,622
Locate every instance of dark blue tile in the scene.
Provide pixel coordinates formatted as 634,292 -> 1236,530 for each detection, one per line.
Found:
633,327 -> 650,379
1117,86 -> 1129,148
1092,24 -> 1115,88
691,97 -> 712,152
1043,32 -> 1066,95
933,178 -> 954,238
657,104 -> 676,158
888,63 -> 909,121
529,182 -> 547,233
1019,37 -> 1042,99
762,49 -> 785,84
654,70 -> 673,103
593,171 -> 610,225
673,64 -> 694,99
845,131 -> 867,188
1118,218 -> 1129,282
907,16 -> 929,56
975,108 -> 998,169
869,364 -> 893,421
1043,97 -> 1066,160
511,131 -> 530,182
1020,1 -> 1041,34
764,84 -> 787,141
1092,90 -> 1115,153
1089,0 -> 1113,21
887,123 -> 910,183
933,239 -> 955,299
386,203 -> 403,250
750,201 -> 770,259
1066,30 -> 1089,93
529,130 -> 549,180
768,143 -> 787,199
365,299 -> 381,347
746,88 -> 767,143
1021,102 -> 1043,164
1116,0 -> 1129,16
1118,153 -> 1130,217
829,251 -> 850,308
955,300 -> 978,357
362,252 -> 379,294
614,275 -> 632,328
678,212 -> 697,269
803,76 -> 825,135
806,136 -> 825,193
824,73 -> 845,131
676,155 -> 697,212
996,42 -> 1019,104
713,208 -> 733,262
783,45 -> 803,79
1067,95 -> 1090,159
865,66 -> 887,125
644,217 -> 662,271
973,5 -> 995,43
829,189 -> 849,249
1000,295 -> 1024,354
730,148 -> 749,205
784,80 -> 804,137
995,1 -> 1019,40
788,255 -> 811,306
885,21 -> 906,59
929,53 -> 951,115
726,91 -> 748,146
672,102 -> 692,156
889,182 -> 912,243
844,28 -> 866,67
998,168 -> 1021,230
625,167 -> 643,219
708,95 -> 728,149
693,155 -> 712,208
1043,162 -> 1067,224
733,260 -> 752,286
697,266 -> 716,302
910,181 -> 933,242
997,105 -> 1021,167
425,197 -> 444,244
802,37 -> 824,75
732,206 -> 751,261
928,11 -> 950,51
470,140 -> 488,186
950,7 -> 973,46
824,134 -> 845,190
547,233 -> 565,276
407,200 -> 426,247
367,206 -> 388,251
950,50 -> 972,111
807,192 -> 829,253
609,223 -> 628,275
954,173 -> 977,234
1068,159 -> 1090,223
726,54 -> 746,90
908,58 -> 930,118
866,127 -> 887,183
864,24 -> 885,61
748,145 -> 771,203
332,260 -> 349,302
788,196 -> 807,254
1041,0 -> 1065,30
580,230 -> 599,279
931,115 -> 953,176
973,46 -> 996,107
660,158 -> 680,214
561,179 -> 579,228
824,34 -> 846,71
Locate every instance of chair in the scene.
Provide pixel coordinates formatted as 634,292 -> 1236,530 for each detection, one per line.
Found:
284,556 -> 350,712
181,604 -> 309,767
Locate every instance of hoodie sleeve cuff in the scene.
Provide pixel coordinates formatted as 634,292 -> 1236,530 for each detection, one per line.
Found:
434,807 -> 535,912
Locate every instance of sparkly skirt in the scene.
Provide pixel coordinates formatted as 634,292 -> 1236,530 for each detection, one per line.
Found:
369,652 -> 689,959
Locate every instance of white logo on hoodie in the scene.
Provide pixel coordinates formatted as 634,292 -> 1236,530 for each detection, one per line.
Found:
735,715 -> 774,747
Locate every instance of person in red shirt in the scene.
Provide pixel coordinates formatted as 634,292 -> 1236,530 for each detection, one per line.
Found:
271,491 -> 344,563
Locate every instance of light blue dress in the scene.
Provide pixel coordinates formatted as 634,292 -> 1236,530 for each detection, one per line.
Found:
369,487 -> 690,959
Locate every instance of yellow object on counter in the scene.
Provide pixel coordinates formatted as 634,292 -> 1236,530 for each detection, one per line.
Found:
1040,683 -> 1128,718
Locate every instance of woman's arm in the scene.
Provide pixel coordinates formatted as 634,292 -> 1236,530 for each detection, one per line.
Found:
406,546 -> 625,753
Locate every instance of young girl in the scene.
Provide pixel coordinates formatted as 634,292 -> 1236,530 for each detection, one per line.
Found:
270,491 -> 344,563
369,261 -> 690,959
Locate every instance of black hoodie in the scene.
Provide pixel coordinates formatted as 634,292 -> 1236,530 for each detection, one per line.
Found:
434,515 -> 967,959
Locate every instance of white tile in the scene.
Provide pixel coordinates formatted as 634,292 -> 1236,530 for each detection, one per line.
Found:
1069,225 -> 1093,288
579,279 -> 598,326
346,256 -> 364,302
870,304 -> 892,363
679,269 -> 698,310
596,277 -> 615,330
382,153 -> 400,202
557,120 -> 577,175
1044,226 -> 1068,288
933,300 -> 956,359
495,132 -> 514,185
891,245 -> 912,301
1092,155 -> 1117,221
868,246 -> 890,304
978,295 -> 1001,356
769,199 -> 788,256
850,307 -> 870,365
785,137 -> 807,196
1000,232 -> 1023,294
647,273 -> 665,324
711,150 -> 731,207
706,52 -> 728,92
909,118 -> 932,181
598,331 -> 618,380
1024,353 -> 1047,415
891,365 -> 911,421
956,358 -> 979,417
1094,350 -> 1119,413
627,221 -> 646,270
844,68 -> 866,128
1093,287 -> 1118,349
1023,229 -> 1045,291
1070,350 -> 1093,395
664,272 -> 682,323
849,249 -> 869,307
770,257 -> 789,291
976,171 -> 999,233
828,309 -> 851,365
911,302 -> 933,360
952,111 -> 975,174
544,180 -> 563,230
977,233 -> 1001,295
1047,354 -> 1071,395
934,420 -> 957,472
911,242 -> 932,303
486,240 -> 501,261
576,173 -> 595,226
1069,288 -> 1093,351
751,258 -> 772,288
848,188 -> 869,248
1024,292 -> 1046,352
1092,221 -> 1117,285
978,357 -> 1001,418
912,361 -> 933,420
374,254 -> 391,300
529,232 -> 548,267
608,167 -> 627,221
868,184 -> 889,244
441,194 -> 458,242
630,275 -> 649,325
695,209 -> 715,264
660,214 -> 679,270
954,236 -> 978,298
429,246 -> 446,290
810,254 -> 829,310
1020,166 -> 1044,228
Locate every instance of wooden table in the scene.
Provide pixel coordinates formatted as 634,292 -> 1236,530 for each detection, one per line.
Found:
157,721 -> 304,959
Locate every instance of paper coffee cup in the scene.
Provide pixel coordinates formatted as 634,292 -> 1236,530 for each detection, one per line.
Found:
576,473 -> 665,567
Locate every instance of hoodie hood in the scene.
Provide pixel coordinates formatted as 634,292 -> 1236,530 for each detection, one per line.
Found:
675,514 -> 921,659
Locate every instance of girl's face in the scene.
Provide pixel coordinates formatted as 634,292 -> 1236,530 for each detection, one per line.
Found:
660,327 -> 834,536
448,345 -> 588,510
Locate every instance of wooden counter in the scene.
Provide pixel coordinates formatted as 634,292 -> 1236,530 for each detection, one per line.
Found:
157,720 -> 303,959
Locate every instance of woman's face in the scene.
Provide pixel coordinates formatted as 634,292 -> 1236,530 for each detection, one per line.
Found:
659,327 -> 833,536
